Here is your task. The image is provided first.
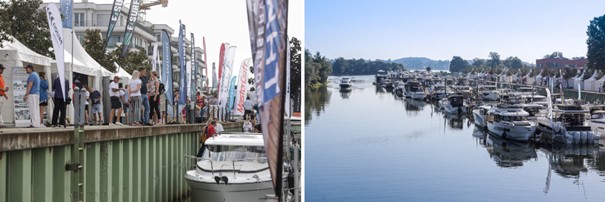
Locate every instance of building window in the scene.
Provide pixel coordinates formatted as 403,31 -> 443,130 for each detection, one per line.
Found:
76,33 -> 85,44
97,14 -> 110,27
74,13 -> 85,26
107,35 -> 121,48
119,16 -> 124,26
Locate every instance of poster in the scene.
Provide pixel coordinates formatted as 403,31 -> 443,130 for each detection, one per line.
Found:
12,67 -> 30,127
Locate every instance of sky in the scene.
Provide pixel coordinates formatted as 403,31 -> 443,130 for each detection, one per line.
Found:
306,0 -> 605,63
47,0 -> 303,86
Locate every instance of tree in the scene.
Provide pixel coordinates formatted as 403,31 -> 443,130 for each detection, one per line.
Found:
426,66 -> 431,72
110,45 -> 150,74
471,58 -> 485,67
83,29 -> 116,71
486,52 -> 501,68
587,14 -> 605,70
289,37 -> 302,111
503,56 -> 523,69
544,51 -> 564,59
0,0 -> 53,57
449,56 -> 469,72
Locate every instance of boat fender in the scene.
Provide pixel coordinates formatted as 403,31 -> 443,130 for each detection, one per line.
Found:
214,176 -> 221,184
221,176 -> 229,185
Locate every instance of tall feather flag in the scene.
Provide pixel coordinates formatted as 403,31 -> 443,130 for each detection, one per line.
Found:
120,0 -> 141,58
216,43 -> 227,95
191,33 -> 196,98
234,59 -> 252,116
178,21 -> 187,107
46,3 -> 66,101
161,30 -> 174,118
218,46 -> 237,108
203,37 -> 208,93
103,0 -> 124,49
59,0 -> 72,28
246,0 -> 289,198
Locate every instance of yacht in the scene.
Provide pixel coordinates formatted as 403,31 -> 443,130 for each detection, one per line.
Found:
479,85 -> 499,101
451,85 -> 473,99
486,104 -> 537,142
375,70 -> 387,85
404,80 -> 426,100
472,105 -> 492,129
587,109 -> 605,136
430,84 -> 448,100
339,77 -> 352,89
443,94 -> 467,114
536,105 -> 600,146
185,133 -> 287,202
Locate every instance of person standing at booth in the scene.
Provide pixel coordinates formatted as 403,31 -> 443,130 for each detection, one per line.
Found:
24,64 -> 42,128
39,72 -> 49,126
51,75 -> 70,128
0,64 -> 8,128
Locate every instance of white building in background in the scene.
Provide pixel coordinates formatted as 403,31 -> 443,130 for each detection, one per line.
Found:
41,1 -> 206,91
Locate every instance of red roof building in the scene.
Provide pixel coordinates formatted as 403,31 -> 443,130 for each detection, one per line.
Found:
536,57 -> 587,69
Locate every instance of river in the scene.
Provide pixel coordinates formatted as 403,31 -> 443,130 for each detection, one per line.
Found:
305,75 -> 605,202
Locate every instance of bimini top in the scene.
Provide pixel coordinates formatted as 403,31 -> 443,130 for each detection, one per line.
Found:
205,133 -> 264,146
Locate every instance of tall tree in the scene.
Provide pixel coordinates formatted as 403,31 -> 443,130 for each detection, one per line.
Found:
449,56 -> 469,72
487,52 -> 501,68
471,58 -> 485,67
83,29 -> 116,71
289,37 -> 301,110
587,14 -> 605,70
503,56 -> 523,69
0,0 -> 53,57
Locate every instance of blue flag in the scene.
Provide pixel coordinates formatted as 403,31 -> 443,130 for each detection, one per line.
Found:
178,20 -> 187,106
161,30 -> 174,118
227,76 -> 237,110
60,0 -> 72,28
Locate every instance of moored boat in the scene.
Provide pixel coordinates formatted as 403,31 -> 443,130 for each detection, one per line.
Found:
486,104 -> 537,142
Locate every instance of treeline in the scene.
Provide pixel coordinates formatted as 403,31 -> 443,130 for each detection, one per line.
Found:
332,57 -> 405,75
449,52 -> 533,73
305,49 -> 332,86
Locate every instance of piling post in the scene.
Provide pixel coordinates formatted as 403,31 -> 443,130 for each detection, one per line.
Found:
67,87 -> 86,201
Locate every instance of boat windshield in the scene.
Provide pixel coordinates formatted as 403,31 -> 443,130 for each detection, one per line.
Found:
591,113 -> 604,119
501,115 -> 527,121
202,145 -> 267,162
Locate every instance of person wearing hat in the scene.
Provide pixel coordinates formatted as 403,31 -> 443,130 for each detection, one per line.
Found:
0,64 -> 8,128
24,64 -> 42,128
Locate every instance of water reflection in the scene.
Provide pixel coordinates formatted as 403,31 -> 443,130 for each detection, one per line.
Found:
339,88 -> 351,99
304,86 -> 331,124
485,132 -> 538,168
444,113 -> 467,130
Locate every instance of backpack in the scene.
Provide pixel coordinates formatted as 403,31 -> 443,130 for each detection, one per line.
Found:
158,82 -> 165,95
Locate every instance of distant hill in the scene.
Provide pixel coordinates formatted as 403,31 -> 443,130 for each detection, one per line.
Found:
392,57 -> 450,70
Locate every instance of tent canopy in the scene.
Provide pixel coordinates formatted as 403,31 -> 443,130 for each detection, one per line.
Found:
0,37 -> 52,66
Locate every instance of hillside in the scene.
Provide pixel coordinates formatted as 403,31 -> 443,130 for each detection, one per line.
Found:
392,57 -> 449,70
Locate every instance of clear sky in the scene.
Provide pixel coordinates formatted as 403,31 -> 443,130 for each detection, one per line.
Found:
306,0 -> 605,63
47,0 -> 303,85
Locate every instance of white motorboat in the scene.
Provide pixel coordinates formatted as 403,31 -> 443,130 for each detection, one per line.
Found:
430,84 -> 448,100
479,85 -> 499,101
185,133 -> 286,202
375,70 -> 387,85
451,85 -> 473,99
404,80 -> 426,100
472,105 -> 491,129
443,94 -> 467,114
537,105 -> 600,146
339,77 -> 352,89
486,104 -> 537,142
587,110 -> 605,135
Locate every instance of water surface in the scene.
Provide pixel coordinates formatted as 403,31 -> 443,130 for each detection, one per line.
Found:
305,75 -> 605,202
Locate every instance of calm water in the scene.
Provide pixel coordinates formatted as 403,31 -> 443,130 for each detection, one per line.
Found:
305,75 -> 605,202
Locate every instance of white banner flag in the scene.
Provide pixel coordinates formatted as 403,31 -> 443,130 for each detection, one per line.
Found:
151,42 -> 158,73
45,4 -> 66,101
218,45 -> 237,108
234,58 -> 252,115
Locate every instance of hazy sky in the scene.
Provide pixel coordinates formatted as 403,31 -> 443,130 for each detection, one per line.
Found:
306,0 -> 605,63
47,0 -> 303,83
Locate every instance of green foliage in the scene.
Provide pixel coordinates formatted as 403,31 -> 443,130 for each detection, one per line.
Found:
83,29 -> 115,71
471,58 -> 486,68
110,45 -> 150,74
544,51 -> 564,59
503,56 -> 523,69
487,52 -> 501,68
304,49 -> 331,85
587,14 -> 605,70
426,66 -> 431,72
289,37 -> 301,103
331,57 -> 404,76
304,85 -> 330,123
449,56 -> 469,72
0,0 -> 53,57
392,57 -> 448,70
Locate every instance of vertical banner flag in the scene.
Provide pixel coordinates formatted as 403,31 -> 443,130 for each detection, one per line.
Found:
46,3 -> 66,101
178,20 -> 187,106
212,62 -> 217,90
151,42 -> 158,73
216,43 -> 227,95
234,58 -> 252,116
120,0 -> 140,58
103,0 -> 123,49
218,46 -> 237,108
285,39 -> 291,116
246,0 -> 289,197
203,37 -> 208,93
191,33 -> 196,98
227,76 -> 237,111
161,30 -> 174,118
59,0 -> 72,28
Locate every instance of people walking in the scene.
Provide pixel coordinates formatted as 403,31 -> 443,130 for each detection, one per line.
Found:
24,65 -> 42,128
0,64 -> 8,128
128,70 -> 143,126
148,71 -> 160,125
108,76 -> 123,126
51,75 -> 69,128
139,67 -> 151,125
39,72 -> 48,125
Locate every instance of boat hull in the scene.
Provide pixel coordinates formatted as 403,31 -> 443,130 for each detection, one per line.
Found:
185,172 -> 275,202
487,122 -> 536,142
339,83 -> 352,89
472,110 -> 486,128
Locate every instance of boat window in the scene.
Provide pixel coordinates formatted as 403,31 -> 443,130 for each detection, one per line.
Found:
494,115 -> 501,122
591,113 -> 603,119
203,145 -> 267,162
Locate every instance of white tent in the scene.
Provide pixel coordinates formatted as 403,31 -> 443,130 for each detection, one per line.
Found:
114,63 -> 132,81
584,70 -> 598,91
574,70 -> 585,90
535,69 -> 543,86
596,73 -> 605,93
63,28 -> 113,90
0,37 -> 52,127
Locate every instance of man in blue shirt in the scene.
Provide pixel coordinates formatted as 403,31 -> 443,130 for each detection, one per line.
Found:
24,64 -> 42,128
